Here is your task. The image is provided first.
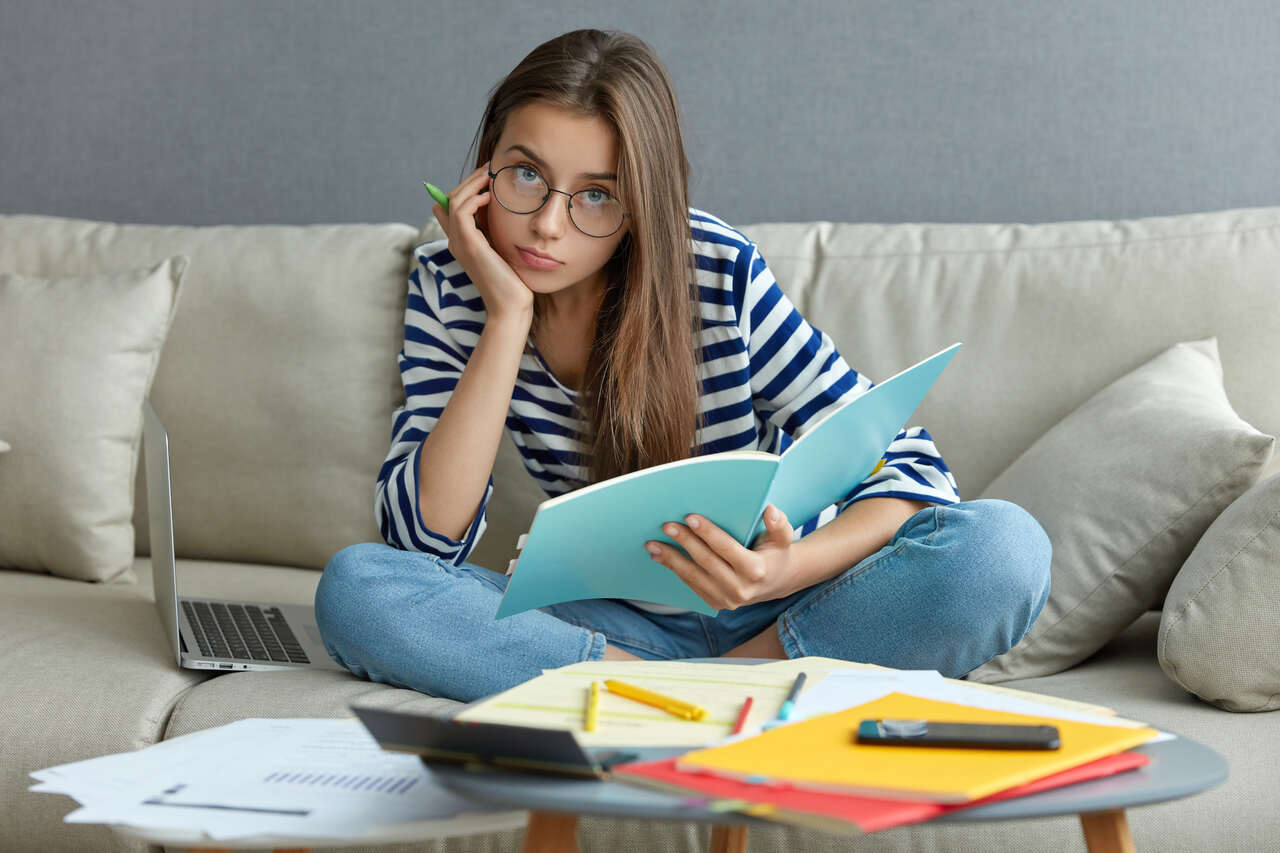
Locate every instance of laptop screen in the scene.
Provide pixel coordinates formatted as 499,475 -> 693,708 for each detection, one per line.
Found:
142,400 -> 183,666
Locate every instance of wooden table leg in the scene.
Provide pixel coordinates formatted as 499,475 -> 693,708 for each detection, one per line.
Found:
1080,808 -> 1135,853
523,810 -> 580,853
710,825 -> 749,853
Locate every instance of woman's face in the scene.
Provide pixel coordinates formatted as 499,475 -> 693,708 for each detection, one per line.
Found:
484,101 -> 629,299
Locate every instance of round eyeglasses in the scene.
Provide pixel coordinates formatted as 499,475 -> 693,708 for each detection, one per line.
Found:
487,165 -> 627,238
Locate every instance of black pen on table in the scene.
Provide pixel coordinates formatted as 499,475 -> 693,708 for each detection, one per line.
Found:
777,672 -> 807,720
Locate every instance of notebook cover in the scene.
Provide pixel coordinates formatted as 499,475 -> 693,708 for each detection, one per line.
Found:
614,750 -> 1149,834
351,705 -> 610,778
675,692 -> 1160,803
496,344 -> 961,618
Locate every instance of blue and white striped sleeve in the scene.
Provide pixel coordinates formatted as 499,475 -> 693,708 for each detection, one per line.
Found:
735,242 -> 959,510
374,245 -> 492,563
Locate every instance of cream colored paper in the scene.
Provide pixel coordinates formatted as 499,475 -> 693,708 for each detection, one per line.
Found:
455,660 -> 811,746
454,656 -> 1124,747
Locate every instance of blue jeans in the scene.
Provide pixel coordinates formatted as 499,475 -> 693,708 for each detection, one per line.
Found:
314,499 -> 1050,702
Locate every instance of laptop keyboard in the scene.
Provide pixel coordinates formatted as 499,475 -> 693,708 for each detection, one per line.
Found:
181,601 -> 311,665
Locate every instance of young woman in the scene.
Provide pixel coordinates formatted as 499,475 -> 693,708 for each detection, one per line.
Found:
314,29 -> 1051,702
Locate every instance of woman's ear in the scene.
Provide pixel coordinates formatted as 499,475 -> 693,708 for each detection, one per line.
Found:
474,203 -> 490,240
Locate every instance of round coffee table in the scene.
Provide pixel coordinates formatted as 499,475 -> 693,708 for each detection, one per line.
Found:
110,808 -> 528,851
433,729 -> 1226,853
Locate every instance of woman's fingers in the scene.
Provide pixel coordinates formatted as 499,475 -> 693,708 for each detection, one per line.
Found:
684,515 -> 752,564
445,164 -> 487,197
446,163 -> 492,204
454,182 -> 491,217
661,521 -> 734,582
437,166 -> 491,241
651,544 -> 726,610
652,520 -> 755,607
429,161 -> 533,318
450,184 -> 492,250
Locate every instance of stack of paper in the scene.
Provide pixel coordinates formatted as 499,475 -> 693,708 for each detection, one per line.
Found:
29,718 -> 524,843
614,751 -> 1150,834
579,657 -> 1168,834
675,692 -> 1160,802
454,657 -> 1136,748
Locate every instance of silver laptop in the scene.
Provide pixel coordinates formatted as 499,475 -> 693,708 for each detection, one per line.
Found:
143,400 -> 344,672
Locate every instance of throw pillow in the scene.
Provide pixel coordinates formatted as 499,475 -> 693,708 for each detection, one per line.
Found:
1158,473 -> 1280,711
0,215 -> 420,571
0,257 -> 186,581
967,338 -> 1274,683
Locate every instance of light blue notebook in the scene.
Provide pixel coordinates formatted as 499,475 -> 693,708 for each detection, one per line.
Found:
494,343 -> 962,619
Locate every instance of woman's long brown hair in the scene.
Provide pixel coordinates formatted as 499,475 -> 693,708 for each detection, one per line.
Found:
468,29 -> 701,484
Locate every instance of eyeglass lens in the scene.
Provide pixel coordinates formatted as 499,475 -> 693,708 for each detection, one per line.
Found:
491,165 -> 624,237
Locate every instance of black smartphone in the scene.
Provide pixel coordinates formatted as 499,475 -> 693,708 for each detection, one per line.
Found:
855,719 -> 1061,750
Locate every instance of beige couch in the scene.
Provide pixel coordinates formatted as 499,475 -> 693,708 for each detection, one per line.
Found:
2,208 -> 1279,852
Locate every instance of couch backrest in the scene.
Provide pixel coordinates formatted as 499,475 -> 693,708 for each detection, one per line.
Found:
471,207 -> 1280,573
5,209 -> 1276,574
0,215 -> 418,570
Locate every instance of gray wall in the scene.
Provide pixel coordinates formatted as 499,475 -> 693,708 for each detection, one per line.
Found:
3,0 -> 1278,228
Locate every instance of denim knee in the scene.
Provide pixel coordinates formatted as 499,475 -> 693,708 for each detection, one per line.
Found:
943,499 -> 1052,650
315,542 -> 381,613
313,542 -> 389,657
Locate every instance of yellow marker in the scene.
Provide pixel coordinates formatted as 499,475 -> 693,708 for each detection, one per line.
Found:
871,458 -> 885,476
604,679 -> 708,721
585,681 -> 600,732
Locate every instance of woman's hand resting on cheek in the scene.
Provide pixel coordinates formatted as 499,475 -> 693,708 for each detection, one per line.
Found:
433,162 -> 534,322
645,504 -> 798,611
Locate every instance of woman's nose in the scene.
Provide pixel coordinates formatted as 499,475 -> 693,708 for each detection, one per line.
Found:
531,194 -> 569,238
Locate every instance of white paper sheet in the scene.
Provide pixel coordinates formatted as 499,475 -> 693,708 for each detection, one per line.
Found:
792,671 -> 1175,742
30,718 -> 521,841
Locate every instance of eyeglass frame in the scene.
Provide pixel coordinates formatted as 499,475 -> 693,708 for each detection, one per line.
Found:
486,165 -> 628,238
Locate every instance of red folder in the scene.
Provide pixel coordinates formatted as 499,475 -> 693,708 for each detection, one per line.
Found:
612,750 -> 1150,834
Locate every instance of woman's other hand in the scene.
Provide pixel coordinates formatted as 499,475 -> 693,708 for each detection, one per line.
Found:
645,505 -> 798,610
433,163 -> 534,322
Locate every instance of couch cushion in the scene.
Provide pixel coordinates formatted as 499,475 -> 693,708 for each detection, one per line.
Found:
742,208 -> 1280,499
967,339 -> 1273,683
0,215 -> 420,571
0,258 -> 185,581
1159,472 -> 1280,712
0,564 -> 209,853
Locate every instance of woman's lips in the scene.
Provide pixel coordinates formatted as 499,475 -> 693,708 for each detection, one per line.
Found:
517,246 -> 562,270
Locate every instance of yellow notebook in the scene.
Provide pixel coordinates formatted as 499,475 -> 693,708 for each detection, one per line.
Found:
676,692 -> 1160,803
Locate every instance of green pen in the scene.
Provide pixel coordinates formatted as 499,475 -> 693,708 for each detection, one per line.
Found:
423,181 -> 450,213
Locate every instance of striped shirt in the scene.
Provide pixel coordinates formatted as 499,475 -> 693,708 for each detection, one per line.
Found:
376,209 -> 959,610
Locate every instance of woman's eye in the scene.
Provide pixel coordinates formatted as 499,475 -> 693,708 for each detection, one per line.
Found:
582,188 -> 610,206
515,165 -> 541,184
